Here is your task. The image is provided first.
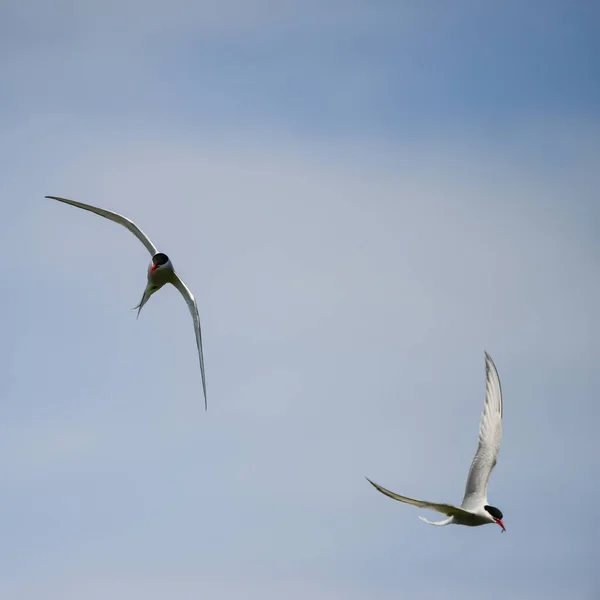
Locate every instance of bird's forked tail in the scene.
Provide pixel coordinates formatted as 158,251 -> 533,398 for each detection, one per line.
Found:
131,286 -> 153,319
418,516 -> 454,527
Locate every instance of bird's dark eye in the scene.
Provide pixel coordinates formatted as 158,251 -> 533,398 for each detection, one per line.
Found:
484,505 -> 503,520
153,252 -> 169,266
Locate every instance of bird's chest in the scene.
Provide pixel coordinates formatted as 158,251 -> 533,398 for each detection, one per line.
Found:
454,512 -> 488,527
148,269 -> 171,287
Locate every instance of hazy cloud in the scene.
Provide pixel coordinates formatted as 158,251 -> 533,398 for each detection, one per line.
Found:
1,1 -> 599,598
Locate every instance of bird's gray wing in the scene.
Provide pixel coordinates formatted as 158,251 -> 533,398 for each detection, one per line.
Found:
366,477 -> 472,519
460,352 -> 503,510
46,196 -> 158,256
171,274 -> 207,410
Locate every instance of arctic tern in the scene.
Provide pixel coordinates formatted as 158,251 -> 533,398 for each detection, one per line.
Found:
367,352 -> 505,532
46,195 -> 208,409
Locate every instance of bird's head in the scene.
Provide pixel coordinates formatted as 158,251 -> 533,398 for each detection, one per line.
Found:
484,505 -> 505,532
149,252 -> 172,274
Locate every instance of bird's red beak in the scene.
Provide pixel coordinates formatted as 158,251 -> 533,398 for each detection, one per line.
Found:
495,519 -> 506,532
150,263 -> 158,273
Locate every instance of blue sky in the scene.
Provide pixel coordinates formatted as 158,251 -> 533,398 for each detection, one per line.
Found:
1,1 -> 599,598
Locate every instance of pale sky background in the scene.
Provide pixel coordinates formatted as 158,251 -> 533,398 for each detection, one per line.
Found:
1,1 -> 599,598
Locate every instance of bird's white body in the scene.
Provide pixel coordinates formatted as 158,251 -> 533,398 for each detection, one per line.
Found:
46,195 -> 208,409
367,352 -> 505,531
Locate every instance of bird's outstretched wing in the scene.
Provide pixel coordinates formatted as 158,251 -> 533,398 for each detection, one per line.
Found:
46,196 -> 158,256
460,352 -> 503,510
172,274 -> 208,410
366,477 -> 473,520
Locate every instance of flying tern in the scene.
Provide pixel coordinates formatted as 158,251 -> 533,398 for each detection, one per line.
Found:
367,352 -> 505,532
46,195 -> 208,409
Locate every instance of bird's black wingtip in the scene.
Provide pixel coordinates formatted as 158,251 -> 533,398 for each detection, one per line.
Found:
484,351 -> 499,371
484,351 -> 496,368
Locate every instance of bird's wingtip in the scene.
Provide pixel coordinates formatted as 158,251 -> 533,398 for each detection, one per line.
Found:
484,351 -> 498,370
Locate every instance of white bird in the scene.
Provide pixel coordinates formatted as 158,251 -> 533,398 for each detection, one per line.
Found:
46,195 -> 208,410
366,352 -> 505,532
